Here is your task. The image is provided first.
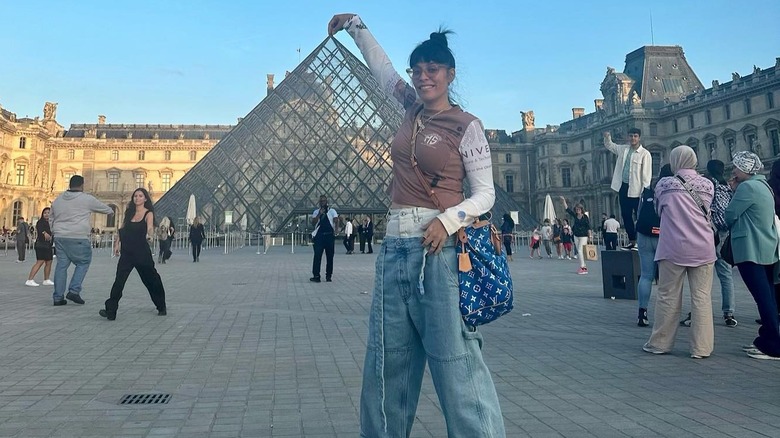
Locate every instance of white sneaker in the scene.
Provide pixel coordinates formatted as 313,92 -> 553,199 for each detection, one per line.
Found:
42,279 -> 54,286
25,280 -> 40,287
15,260 -> 23,263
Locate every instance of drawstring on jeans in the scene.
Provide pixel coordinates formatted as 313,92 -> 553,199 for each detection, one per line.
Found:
418,253 -> 427,295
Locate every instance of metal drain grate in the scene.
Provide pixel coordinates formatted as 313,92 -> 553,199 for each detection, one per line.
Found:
120,393 -> 171,405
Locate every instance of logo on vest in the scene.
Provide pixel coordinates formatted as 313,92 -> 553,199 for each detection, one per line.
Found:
422,134 -> 440,146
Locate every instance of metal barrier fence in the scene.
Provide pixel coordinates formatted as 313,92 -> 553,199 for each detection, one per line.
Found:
508,230 -> 630,253
3,229 -> 631,259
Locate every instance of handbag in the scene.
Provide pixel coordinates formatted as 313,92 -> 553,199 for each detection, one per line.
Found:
720,232 -> 734,266
34,239 -> 52,250
410,110 -> 514,326
675,175 -> 719,246
584,244 -> 599,261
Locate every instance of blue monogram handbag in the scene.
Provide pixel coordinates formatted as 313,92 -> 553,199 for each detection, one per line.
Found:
410,112 -> 514,326
456,217 -> 514,326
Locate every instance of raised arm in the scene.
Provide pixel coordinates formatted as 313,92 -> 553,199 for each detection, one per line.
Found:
328,14 -> 416,109
602,132 -> 624,155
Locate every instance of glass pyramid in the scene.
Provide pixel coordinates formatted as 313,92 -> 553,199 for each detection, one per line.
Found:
155,36 -> 528,233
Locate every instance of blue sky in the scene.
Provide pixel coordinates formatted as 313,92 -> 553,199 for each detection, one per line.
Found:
2,0 -> 778,132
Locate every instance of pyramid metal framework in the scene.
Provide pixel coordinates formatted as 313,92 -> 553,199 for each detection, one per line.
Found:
155,36 -> 528,232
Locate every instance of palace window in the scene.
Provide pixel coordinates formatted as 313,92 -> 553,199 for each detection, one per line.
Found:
561,143 -> 568,154
164,150 -> 171,161
138,150 -> 145,161
561,168 -> 571,188
768,92 -> 775,110
63,171 -> 74,190
108,173 -> 119,192
505,174 -> 514,193
724,104 -> 731,120
649,123 -> 658,136
769,129 -> 779,155
19,137 -> 26,149
106,205 -> 117,228
744,98 -> 752,115
746,133 -> 757,152
15,164 -> 26,185
189,150 -> 197,161
161,173 -> 171,191
111,150 -> 119,161
580,140 -> 585,151
688,115 -> 694,130
705,110 -> 712,125
135,173 -> 145,189
706,140 -> 717,158
12,201 -> 24,225
651,152 -> 662,177
725,137 -> 736,156
672,119 -> 678,133
67,149 -> 75,160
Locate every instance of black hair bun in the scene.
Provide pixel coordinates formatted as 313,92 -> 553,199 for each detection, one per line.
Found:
429,32 -> 448,47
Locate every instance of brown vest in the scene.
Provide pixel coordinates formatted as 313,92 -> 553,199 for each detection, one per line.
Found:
389,103 -> 477,210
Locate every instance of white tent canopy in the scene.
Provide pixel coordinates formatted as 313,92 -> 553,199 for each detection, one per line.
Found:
542,194 -> 557,223
186,195 -> 197,225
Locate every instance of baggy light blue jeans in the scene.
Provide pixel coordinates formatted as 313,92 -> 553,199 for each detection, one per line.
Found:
360,208 -> 505,437
637,233 -> 659,310
714,230 -> 735,315
53,238 -> 93,301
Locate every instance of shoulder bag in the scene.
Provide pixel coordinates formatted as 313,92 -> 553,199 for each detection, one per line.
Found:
675,175 -> 720,248
410,110 -> 514,326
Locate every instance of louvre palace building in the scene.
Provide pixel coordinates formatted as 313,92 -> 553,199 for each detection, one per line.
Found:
2,41 -> 778,233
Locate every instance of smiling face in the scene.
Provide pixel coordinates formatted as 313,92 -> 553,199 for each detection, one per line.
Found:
628,133 -> 640,147
133,189 -> 147,206
408,62 -> 454,109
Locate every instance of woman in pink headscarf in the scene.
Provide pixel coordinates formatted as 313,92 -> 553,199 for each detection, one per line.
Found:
643,145 -> 715,359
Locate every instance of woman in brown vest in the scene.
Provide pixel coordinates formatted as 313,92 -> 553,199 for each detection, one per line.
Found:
329,13 -> 505,437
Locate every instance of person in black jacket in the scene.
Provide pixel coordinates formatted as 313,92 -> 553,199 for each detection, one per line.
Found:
560,197 -> 591,275
635,164 -> 673,326
361,216 -> 374,254
26,208 -> 54,286
189,217 -> 206,262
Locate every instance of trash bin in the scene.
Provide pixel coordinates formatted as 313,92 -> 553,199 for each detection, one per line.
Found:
601,250 -> 640,300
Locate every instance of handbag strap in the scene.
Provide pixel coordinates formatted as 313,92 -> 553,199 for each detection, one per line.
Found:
410,109 -> 446,214
675,175 -> 710,220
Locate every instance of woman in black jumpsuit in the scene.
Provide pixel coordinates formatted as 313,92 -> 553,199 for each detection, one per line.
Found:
100,188 -> 166,320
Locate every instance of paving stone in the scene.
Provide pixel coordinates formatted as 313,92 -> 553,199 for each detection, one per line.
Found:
0,245 -> 779,436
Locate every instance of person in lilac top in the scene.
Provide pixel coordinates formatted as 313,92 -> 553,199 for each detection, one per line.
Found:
643,146 -> 716,359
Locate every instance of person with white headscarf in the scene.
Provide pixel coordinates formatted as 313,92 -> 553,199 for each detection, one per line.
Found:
725,151 -> 780,360
643,145 -> 715,359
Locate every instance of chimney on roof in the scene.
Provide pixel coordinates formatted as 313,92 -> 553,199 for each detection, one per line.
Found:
594,99 -> 604,111
572,108 -> 585,119
98,115 -> 106,125
266,74 -> 275,96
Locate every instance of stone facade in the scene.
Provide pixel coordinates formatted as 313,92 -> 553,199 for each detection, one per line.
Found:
489,47 -> 780,226
0,104 -> 231,231
0,102 -> 63,230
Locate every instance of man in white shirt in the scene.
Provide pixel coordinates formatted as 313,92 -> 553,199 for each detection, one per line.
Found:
342,216 -> 354,254
310,195 -> 338,282
603,214 -> 621,250
540,219 -> 553,258
604,128 -> 652,250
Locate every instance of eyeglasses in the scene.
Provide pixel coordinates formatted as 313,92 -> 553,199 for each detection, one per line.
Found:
406,63 -> 448,79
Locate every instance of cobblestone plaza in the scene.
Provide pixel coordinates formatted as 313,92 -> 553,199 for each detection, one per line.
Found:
0,245 -> 778,437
